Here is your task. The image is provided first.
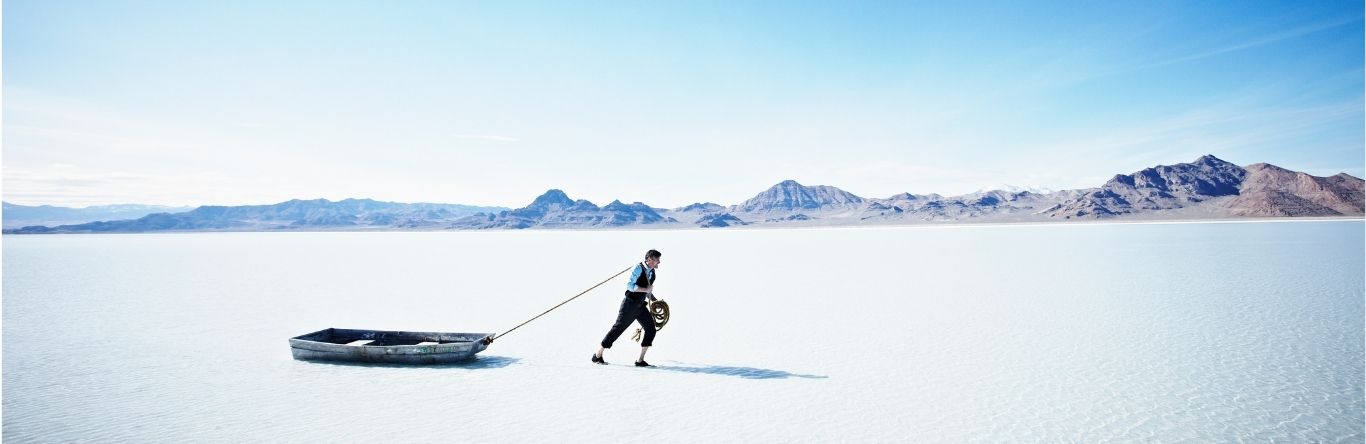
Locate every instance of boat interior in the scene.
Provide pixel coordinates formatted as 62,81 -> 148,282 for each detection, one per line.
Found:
294,328 -> 484,346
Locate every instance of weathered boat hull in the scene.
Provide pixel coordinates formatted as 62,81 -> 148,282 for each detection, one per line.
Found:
290,328 -> 492,365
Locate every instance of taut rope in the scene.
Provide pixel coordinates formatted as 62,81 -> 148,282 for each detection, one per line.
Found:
483,266 -> 633,344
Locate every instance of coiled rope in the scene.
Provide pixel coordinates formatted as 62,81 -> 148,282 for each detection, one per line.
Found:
483,265 -> 631,344
631,300 -> 670,342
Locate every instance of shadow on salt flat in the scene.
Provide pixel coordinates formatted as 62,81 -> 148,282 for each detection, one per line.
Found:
653,361 -> 827,380
296,355 -> 520,370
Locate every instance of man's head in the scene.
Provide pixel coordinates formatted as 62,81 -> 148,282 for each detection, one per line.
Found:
644,249 -> 662,269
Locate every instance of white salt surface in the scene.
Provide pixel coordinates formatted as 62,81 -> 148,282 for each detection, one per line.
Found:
4,221 -> 1363,442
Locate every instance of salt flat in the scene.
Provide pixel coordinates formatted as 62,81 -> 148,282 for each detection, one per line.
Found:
4,220 -> 1362,442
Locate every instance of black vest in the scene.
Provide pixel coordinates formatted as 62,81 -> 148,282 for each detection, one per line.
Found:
634,263 -> 656,289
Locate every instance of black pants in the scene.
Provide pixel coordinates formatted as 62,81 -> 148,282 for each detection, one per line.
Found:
600,291 -> 655,348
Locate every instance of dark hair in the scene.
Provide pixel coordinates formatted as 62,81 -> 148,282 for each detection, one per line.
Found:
645,249 -> 662,260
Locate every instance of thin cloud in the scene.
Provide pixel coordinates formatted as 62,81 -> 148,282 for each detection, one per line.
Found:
990,16 -> 1363,97
2,165 -> 255,207
1132,16 -> 1362,72
450,134 -> 520,143
1024,97 -> 1363,187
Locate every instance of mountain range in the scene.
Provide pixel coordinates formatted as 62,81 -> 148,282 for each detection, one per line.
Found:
5,155 -> 1362,234
4,199 -> 506,233
2,203 -> 195,229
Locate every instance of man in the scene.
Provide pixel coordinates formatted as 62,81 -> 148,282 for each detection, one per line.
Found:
592,249 -> 662,367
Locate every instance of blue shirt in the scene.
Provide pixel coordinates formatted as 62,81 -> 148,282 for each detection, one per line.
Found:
626,263 -> 655,292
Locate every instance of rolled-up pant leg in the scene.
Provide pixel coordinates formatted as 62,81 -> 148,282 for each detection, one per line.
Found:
635,301 -> 656,347
600,294 -> 646,348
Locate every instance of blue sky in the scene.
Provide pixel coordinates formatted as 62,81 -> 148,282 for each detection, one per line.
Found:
4,1 -> 1363,208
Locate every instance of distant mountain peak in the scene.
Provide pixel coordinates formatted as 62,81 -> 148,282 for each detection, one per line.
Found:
885,192 -> 942,201
696,212 -> 746,228
1245,162 -> 1290,173
972,184 -> 1056,195
452,190 -> 673,229
528,189 -> 575,208
677,202 -> 724,213
1194,154 -> 1226,165
736,180 -> 864,213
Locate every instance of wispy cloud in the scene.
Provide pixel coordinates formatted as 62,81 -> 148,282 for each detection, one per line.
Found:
972,15 -> 1363,101
793,92 -> 1363,198
2,167 -> 237,207
1022,96 -> 1364,186
1136,17 -> 1362,72
450,133 -> 520,143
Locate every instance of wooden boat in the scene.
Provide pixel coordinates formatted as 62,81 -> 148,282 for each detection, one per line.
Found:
290,328 -> 493,364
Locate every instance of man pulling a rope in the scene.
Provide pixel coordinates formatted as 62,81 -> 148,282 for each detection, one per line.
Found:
592,249 -> 662,367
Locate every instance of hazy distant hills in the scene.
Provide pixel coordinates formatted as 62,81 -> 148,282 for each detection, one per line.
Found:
5,154 -> 1362,234
449,189 -> 675,229
5,199 -> 507,233
2,203 -> 195,229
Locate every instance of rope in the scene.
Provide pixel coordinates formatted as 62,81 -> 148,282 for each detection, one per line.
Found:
631,300 -> 670,342
483,266 -> 632,344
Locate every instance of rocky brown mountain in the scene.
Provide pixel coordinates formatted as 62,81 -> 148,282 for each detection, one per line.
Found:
1223,164 -> 1365,216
